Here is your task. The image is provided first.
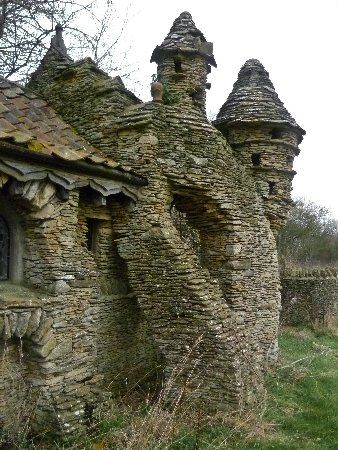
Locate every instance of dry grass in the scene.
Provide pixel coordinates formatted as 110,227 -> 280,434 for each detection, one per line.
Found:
0,342 -> 39,448
85,398 -> 272,450
2,327 -> 337,449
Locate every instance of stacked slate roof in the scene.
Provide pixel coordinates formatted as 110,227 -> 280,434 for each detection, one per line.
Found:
0,78 -> 145,198
151,11 -> 216,67
0,77 -> 124,170
215,59 -> 305,137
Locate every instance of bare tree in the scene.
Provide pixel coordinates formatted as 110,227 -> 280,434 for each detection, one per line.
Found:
278,198 -> 338,266
0,0 -> 133,81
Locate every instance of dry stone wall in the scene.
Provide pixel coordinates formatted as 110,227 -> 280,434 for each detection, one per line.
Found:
156,55 -> 209,112
26,35 -> 283,414
218,124 -> 298,235
281,268 -> 338,328
28,58 -> 140,156
111,100 -> 281,408
76,197 -> 162,395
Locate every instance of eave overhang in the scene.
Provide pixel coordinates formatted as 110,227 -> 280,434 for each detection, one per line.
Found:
0,141 -> 147,201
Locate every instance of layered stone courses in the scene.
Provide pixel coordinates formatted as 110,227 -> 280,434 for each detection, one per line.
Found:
281,268 -> 338,328
214,59 -> 304,136
214,59 -> 305,234
0,11 -> 305,435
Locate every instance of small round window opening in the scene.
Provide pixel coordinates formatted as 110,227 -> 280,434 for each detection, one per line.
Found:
0,215 -> 10,280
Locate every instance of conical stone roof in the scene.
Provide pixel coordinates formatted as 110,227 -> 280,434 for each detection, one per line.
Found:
42,24 -> 73,65
151,11 -> 216,67
214,59 -> 305,136
50,24 -> 70,58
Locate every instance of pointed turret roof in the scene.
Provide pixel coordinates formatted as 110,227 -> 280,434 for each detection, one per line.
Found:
43,24 -> 73,65
50,24 -> 69,57
214,59 -> 305,137
151,11 -> 216,67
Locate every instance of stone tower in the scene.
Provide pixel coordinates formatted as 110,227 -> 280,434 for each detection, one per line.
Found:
214,59 -> 305,234
150,11 -> 216,112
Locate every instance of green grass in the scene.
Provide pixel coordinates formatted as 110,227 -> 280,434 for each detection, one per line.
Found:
3,327 -> 338,449
260,327 -> 338,450
183,326 -> 338,450
91,326 -> 338,449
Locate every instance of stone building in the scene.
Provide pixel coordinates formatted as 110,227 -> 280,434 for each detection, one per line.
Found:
0,12 -> 305,434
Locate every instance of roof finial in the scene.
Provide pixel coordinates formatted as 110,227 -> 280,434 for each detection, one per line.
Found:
50,23 -> 68,57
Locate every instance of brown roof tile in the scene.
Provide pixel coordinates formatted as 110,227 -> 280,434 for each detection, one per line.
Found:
0,77 -> 126,172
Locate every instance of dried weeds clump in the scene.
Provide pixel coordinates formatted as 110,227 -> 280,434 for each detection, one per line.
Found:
78,342 -> 270,450
0,343 -> 40,448
0,337 -> 271,449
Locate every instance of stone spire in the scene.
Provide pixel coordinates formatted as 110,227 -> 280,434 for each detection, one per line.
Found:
39,23 -> 72,66
151,11 -> 216,67
215,59 -> 305,140
50,23 -> 69,58
28,23 -> 72,90
214,59 -> 306,235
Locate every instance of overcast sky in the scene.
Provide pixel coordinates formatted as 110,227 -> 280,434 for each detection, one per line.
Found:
97,0 -> 338,218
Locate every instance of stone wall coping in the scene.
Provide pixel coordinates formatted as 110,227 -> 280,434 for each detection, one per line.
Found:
281,268 -> 338,280
0,282 -> 44,309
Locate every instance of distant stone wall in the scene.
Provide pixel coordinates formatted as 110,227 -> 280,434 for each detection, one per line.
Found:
281,268 -> 338,328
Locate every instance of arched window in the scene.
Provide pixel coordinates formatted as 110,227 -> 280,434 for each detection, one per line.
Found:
0,194 -> 24,283
0,216 -> 9,280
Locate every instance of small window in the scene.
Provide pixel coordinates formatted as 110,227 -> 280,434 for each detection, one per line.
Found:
268,181 -> 276,195
271,128 -> 283,139
174,59 -> 182,73
86,218 -> 99,253
0,216 -> 9,280
0,196 -> 23,283
251,153 -> 261,166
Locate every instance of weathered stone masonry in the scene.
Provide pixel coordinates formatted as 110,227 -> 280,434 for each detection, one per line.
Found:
1,11 -> 306,434
0,79 -> 155,434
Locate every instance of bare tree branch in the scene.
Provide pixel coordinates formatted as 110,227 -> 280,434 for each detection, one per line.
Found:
0,0 -> 134,82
